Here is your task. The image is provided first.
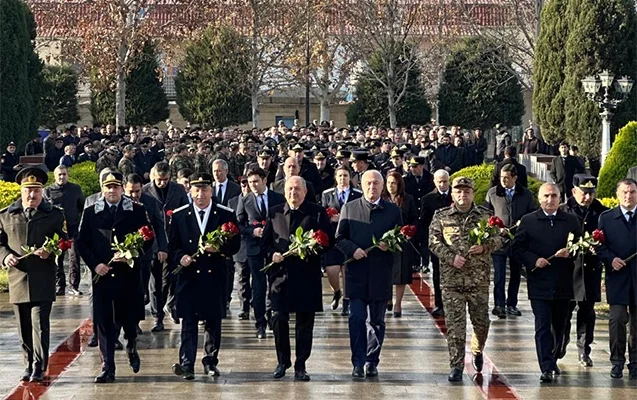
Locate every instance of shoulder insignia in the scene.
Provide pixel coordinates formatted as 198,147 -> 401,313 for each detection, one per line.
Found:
216,203 -> 234,212
352,188 -> 362,193
323,188 -> 335,194
53,205 -> 65,211
435,205 -> 453,215
173,204 -> 190,214
62,220 -> 68,233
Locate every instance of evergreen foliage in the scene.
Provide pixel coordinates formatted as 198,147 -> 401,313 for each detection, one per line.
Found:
597,121 -> 637,198
40,65 -> 80,130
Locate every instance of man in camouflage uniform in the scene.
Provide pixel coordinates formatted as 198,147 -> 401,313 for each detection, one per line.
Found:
118,145 -> 137,177
193,143 -> 210,175
169,144 -> 193,179
429,177 -> 503,382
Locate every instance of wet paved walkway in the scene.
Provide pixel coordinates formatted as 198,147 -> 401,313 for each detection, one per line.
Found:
1,272 -> 635,400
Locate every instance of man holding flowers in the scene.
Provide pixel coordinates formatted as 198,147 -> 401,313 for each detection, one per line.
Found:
168,172 -> 240,380
429,176 -> 503,382
0,167 -> 68,383
77,170 -> 154,383
261,176 -> 332,381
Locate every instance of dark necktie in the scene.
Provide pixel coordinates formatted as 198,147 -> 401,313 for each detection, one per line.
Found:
258,194 -> 266,216
506,189 -> 514,202
338,191 -> 346,206
110,205 -> 117,215
25,208 -> 34,220
216,184 -> 223,202
548,215 -> 555,227
199,210 -> 206,223
628,211 -> 634,225
416,176 -> 420,185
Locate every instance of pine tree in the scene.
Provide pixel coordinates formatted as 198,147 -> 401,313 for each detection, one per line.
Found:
175,27 -> 251,128
40,65 -> 80,130
437,37 -> 524,129
0,0 -> 41,148
346,51 -> 431,127
90,41 -> 169,126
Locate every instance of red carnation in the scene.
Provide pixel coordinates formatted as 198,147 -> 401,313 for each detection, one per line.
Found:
488,216 -> 505,229
166,209 -> 173,218
400,225 -> 417,239
592,229 -> 605,244
222,222 -> 239,236
58,239 -> 73,251
252,220 -> 267,226
138,225 -> 155,241
326,207 -> 339,218
311,230 -> 330,247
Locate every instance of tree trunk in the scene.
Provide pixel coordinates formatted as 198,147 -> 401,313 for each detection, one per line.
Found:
115,42 -> 127,128
251,90 -> 259,128
387,86 -> 397,129
320,97 -> 330,122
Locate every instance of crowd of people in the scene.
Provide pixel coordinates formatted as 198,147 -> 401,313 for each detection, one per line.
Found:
0,120 -> 635,386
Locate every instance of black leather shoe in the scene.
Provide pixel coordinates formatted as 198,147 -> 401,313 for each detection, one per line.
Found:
114,340 -> 123,350
151,320 -> 164,332
540,371 -> 553,383
94,371 -> 115,383
273,363 -> 290,379
629,367 -> 637,379
29,367 -> 43,382
136,325 -> 142,335
365,364 -> 378,377
341,300 -> 350,316
472,353 -> 484,372
491,306 -> 506,319
128,350 -> 141,373
610,364 -> 623,379
553,365 -> 561,375
21,368 -> 32,382
88,334 -> 98,347
203,364 -> 220,377
56,287 -> 65,296
352,366 -> 365,379
331,290 -> 342,311
238,311 -> 250,320
386,301 -> 393,311
256,326 -> 266,339
393,311 -> 402,318
68,288 -> 83,296
506,306 -> 522,316
431,307 -> 444,318
172,363 -> 194,380
164,305 -> 179,324
294,370 -> 311,381
448,367 -> 463,382
578,354 -> 593,367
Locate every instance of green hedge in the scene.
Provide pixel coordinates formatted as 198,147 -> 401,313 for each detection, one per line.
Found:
0,181 -> 21,209
47,161 -> 99,197
0,269 -> 7,292
598,121 -> 637,198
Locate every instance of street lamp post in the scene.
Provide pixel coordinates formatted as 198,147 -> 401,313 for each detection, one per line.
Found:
581,70 -> 634,165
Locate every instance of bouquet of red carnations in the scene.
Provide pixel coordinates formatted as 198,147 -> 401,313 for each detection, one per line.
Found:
326,207 -> 339,219
17,233 -> 72,261
173,222 -> 239,275
93,225 -> 155,282
343,225 -> 417,265
261,227 -> 330,272
469,216 -> 513,246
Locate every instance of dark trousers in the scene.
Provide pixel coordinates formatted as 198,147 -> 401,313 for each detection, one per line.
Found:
431,254 -> 442,309
95,309 -> 137,373
225,259 -> 234,306
13,302 -> 52,371
530,299 -> 570,372
140,259 -> 152,303
492,254 -> 521,308
564,300 -> 596,357
609,303 -> 637,367
417,239 -> 429,268
55,237 -> 80,289
179,317 -> 221,372
348,298 -> 387,367
247,256 -> 267,328
235,260 -> 251,312
272,311 -> 315,371
149,258 -> 172,320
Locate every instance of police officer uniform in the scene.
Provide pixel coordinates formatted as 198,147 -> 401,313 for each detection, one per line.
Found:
0,168 -> 67,382
0,142 -> 20,182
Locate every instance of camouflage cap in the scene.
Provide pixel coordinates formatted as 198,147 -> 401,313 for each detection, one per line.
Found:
451,176 -> 474,190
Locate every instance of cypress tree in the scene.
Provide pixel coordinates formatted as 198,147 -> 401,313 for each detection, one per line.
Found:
40,65 -> 80,130
438,37 -> 524,129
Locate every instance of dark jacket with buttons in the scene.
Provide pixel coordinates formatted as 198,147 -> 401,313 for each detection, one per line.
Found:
168,202 -> 241,320
44,182 -> 85,235
0,200 -> 67,304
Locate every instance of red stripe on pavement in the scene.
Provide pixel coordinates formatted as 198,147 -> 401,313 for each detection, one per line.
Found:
409,274 -> 521,400
3,319 -> 92,400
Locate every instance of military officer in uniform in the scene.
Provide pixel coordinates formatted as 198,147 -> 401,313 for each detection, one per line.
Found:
558,174 -> 608,366
0,167 -> 67,382
169,173 -> 240,380
314,150 -> 335,193
429,177 -> 503,382
77,171 -> 153,383
404,156 -> 434,270
1,141 -> 21,182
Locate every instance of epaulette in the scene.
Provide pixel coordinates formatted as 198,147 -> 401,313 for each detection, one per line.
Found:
216,203 -> 234,212
53,205 -> 65,211
173,204 -> 190,214
323,187 -> 335,194
352,188 -> 362,193
402,174 -> 408,179
434,205 -> 454,215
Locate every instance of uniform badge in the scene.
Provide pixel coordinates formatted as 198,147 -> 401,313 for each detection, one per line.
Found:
62,220 -> 68,233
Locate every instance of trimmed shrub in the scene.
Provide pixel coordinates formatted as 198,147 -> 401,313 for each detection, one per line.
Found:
0,181 -> 21,209
451,164 -> 542,205
46,162 -> 99,196
0,269 -> 7,292
599,197 -> 619,209
597,121 -> 637,198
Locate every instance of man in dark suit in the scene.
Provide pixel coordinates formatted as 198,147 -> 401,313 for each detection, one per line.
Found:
433,133 -> 463,173
271,157 -> 317,201
169,173 -> 241,380
261,176 -> 331,381
474,128 -> 488,164
211,158 -> 242,311
558,174 -> 608,367
123,173 -> 169,332
551,141 -> 585,201
485,164 -> 536,318
336,170 -> 403,379
76,171 -> 153,383
230,178 -> 251,320
512,182 -> 582,383
236,167 -> 285,338
419,169 -> 453,317
0,167 -> 67,383
596,178 -> 637,379
491,146 -> 528,188
403,156 -> 434,270
142,161 -> 189,325
133,138 -> 155,182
